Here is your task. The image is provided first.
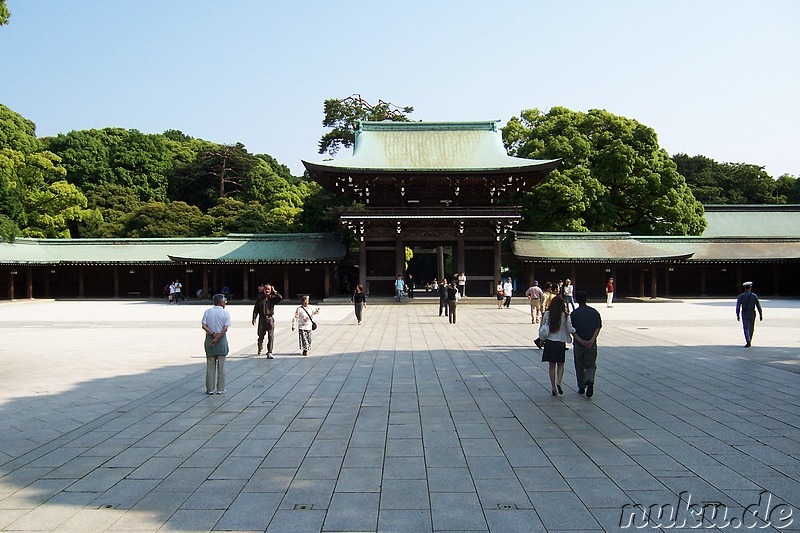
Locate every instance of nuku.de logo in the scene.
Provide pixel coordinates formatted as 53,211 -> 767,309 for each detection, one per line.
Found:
619,491 -> 794,529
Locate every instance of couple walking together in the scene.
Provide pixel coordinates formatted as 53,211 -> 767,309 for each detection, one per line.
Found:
537,291 -> 602,398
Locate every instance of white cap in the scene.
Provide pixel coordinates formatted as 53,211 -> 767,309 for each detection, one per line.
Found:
743,281 -> 753,287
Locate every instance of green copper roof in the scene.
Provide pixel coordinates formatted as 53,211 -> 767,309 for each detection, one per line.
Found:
702,205 -> 800,238
512,232 -> 693,262
0,234 -> 346,265
169,234 -> 346,263
303,121 -> 559,173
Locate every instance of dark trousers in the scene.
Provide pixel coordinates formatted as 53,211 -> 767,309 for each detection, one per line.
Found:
742,313 -> 756,343
503,296 -> 511,308
448,301 -> 457,323
573,343 -> 597,388
439,298 -> 448,316
354,302 -> 364,322
257,315 -> 275,353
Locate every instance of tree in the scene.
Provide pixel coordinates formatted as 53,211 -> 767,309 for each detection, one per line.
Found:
207,198 -> 269,235
0,0 -> 10,26
502,107 -> 706,235
0,104 -> 39,154
319,94 -> 413,156
674,153 -> 784,204
79,183 -> 144,237
44,128 -> 173,202
775,174 -> 800,204
119,201 -> 213,238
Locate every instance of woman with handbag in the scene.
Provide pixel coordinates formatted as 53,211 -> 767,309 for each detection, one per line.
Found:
292,295 -> 320,356
538,295 -> 575,396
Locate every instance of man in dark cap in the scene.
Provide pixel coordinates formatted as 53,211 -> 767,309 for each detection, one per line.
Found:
736,281 -> 763,348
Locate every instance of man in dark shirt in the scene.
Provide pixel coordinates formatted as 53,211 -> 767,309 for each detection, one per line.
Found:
570,291 -> 603,397
736,281 -> 763,348
252,283 -> 283,358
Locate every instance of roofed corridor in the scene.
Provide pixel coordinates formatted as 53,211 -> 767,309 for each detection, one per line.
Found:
0,298 -> 798,531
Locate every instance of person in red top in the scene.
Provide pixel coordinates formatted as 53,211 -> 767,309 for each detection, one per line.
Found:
605,277 -> 614,308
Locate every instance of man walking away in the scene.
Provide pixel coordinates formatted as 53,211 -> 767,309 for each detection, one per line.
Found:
736,281 -> 763,348
570,291 -> 602,398
201,294 -> 231,395
525,281 -> 544,324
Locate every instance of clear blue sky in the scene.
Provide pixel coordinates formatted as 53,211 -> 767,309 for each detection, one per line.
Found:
1,1 -> 798,178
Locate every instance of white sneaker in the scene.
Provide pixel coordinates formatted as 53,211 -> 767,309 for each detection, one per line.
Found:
215,390 -> 225,394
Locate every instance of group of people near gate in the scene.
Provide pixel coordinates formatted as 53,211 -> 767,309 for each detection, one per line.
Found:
200,274 -> 765,399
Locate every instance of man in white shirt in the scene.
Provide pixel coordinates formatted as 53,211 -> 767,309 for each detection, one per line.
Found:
502,277 -> 513,309
201,294 -> 231,394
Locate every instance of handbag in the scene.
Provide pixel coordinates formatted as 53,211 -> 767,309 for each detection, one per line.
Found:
538,319 -> 550,340
303,307 -> 318,330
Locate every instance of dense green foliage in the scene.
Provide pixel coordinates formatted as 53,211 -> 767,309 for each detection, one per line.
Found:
672,153 -> 793,204
319,94 -> 413,156
0,0 -> 9,26
0,104 -> 336,240
503,107 -> 707,235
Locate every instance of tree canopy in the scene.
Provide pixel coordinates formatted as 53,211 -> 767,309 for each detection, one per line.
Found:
672,153 -> 786,204
503,107 -> 707,235
318,94 -> 413,156
0,0 -> 10,26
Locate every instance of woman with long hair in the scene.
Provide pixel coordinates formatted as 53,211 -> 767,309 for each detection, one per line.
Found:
540,295 -> 575,395
351,284 -> 367,324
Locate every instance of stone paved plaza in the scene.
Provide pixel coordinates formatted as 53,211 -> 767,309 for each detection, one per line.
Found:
0,296 -> 798,532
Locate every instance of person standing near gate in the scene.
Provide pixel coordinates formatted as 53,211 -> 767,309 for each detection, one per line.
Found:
605,277 -> 614,308
202,294 -> 231,395
438,277 -> 449,317
252,283 -> 283,358
502,277 -> 513,309
395,274 -> 405,302
736,281 -> 763,348
447,280 -> 460,324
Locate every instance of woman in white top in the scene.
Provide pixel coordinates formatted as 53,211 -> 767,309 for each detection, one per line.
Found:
292,295 -> 320,356
540,295 -> 576,396
563,279 -> 575,312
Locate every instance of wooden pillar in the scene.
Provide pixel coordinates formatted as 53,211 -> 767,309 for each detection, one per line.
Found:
79,266 -> 85,298
395,236 -> 404,277
736,264 -> 742,290
437,246 -> 445,282
639,267 -> 645,297
26,267 -> 33,299
493,239 -> 502,294
665,267 -> 671,297
114,267 -> 120,298
650,266 -> 658,299
283,266 -> 290,300
359,240 -> 367,289
700,265 -> 707,296
324,265 -> 331,298
457,235 -> 465,274
149,267 -> 155,298
8,271 -> 14,300
202,267 -> 209,299
44,269 -> 51,298
242,267 -> 250,300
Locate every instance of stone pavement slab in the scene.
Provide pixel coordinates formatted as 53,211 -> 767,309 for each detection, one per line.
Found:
0,297 -> 798,531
